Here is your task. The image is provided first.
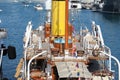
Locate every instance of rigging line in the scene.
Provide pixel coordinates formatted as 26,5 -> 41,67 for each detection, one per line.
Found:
75,10 -> 80,34
88,10 -> 92,26
77,9 -> 82,33
70,9 -> 78,33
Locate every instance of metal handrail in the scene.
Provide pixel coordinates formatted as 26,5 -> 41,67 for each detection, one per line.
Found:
101,51 -> 120,80
104,45 -> 112,71
24,21 -> 32,78
27,51 -> 47,80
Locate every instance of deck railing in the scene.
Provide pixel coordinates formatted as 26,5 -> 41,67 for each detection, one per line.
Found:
27,50 -> 47,80
101,50 -> 120,80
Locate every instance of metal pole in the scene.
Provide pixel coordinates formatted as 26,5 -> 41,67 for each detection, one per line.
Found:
65,0 -> 69,49
24,49 -> 27,78
24,21 -> 32,78
0,49 -> 3,67
0,49 -> 3,79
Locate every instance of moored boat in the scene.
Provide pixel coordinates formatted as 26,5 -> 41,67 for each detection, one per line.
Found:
69,0 -> 82,9
0,28 -> 7,39
0,9 -> 2,12
15,0 -> 120,80
34,4 -> 43,10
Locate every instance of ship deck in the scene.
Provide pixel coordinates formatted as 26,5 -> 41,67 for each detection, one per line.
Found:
15,22 -> 114,80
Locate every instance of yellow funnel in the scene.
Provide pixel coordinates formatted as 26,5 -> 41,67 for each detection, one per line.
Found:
51,0 -> 66,36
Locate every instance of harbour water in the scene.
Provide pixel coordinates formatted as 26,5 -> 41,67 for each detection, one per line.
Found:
0,2 -> 120,80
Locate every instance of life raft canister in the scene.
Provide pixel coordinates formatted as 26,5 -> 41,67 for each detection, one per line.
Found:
8,45 -> 16,59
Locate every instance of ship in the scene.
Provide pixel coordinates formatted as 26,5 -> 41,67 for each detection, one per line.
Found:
15,0 -> 120,80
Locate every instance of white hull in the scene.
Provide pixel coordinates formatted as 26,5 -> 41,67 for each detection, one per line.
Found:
0,28 -> 7,39
0,9 -> 3,12
34,4 -> 43,10
34,7 -> 43,10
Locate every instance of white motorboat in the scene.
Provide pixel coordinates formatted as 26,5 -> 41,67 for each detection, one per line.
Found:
0,9 -> 3,12
0,28 -> 7,39
69,0 -> 82,9
34,4 -> 43,10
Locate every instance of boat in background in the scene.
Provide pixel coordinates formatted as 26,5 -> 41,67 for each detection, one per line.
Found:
0,20 -> 1,24
0,28 -> 7,39
15,0 -> 120,80
0,20 -> 6,39
92,0 -> 104,12
34,4 -> 43,10
0,9 -> 2,12
69,0 -> 82,9
13,0 -> 18,3
21,1 -> 30,7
